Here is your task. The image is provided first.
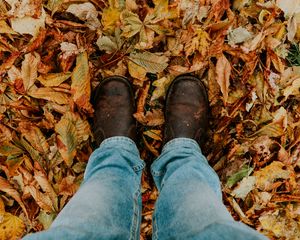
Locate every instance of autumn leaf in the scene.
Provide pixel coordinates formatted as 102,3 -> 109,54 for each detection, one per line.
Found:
0,176 -> 28,217
101,5 -> 121,34
254,161 -> 290,191
216,54 -> 231,105
129,52 -> 169,73
21,52 -> 40,91
28,87 -> 70,105
37,72 -> 71,87
26,185 -> 55,213
66,3 -> 100,30
0,212 -> 25,240
18,122 -> 49,154
0,20 -> 17,34
34,170 -> 58,211
55,112 -> 90,167
150,76 -> 172,101
71,51 -> 93,113
10,8 -> 46,36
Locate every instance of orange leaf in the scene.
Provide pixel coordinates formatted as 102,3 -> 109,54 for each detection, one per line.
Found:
216,54 -> 231,105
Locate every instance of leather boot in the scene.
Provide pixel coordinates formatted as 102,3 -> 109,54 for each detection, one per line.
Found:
164,75 -> 209,146
91,76 -> 136,146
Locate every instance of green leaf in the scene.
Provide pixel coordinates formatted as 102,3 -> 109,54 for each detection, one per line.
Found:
226,166 -> 253,188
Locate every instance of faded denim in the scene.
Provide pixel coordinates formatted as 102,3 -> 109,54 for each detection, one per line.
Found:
23,137 -> 267,240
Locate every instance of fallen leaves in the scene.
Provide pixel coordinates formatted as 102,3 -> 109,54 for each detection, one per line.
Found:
0,0 -> 300,239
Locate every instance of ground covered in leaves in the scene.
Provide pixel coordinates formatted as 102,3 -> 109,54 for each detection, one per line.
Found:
0,0 -> 300,239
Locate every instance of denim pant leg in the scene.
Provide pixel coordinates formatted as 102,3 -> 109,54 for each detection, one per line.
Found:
151,138 -> 267,240
23,137 -> 145,240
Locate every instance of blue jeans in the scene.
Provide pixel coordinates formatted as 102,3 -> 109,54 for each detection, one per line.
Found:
23,137 -> 267,240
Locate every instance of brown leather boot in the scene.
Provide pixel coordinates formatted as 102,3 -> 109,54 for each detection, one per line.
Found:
164,75 -> 209,146
91,76 -> 136,146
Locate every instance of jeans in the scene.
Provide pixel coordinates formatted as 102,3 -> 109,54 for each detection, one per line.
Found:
23,137 -> 267,240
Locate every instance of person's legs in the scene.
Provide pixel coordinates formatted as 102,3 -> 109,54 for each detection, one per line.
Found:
151,75 -> 267,240
151,138 -> 267,240
23,76 -> 143,240
24,137 -> 144,240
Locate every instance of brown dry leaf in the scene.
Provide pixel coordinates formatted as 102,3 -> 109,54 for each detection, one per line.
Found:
58,176 -> 79,196
26,185 -> 55,213
21,52 -> 40,91
135,109 -> 165,126
0,176 -> 28,217
254,161 -> 290,191
216,54 -> 231,105
71,51 -> 93,113
66,3 -> 100,30
34,171 -> 58,211
18,122 -> 49,154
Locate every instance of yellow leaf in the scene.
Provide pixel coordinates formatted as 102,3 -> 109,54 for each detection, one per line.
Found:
0,20 -> 17,34
216,54 -> 231,105
28,87 -> 70,105
37,72 -> 71,87
71,52 -> 93,113
101,7 -> 121,34
121,10 -> 142,38
0,212 -> 25,240
18,122 -> 49,154
55,112 -> 90,166
254,161 -> 290,191
127,61 -> 147,80
150,76 -> 172,101
143,130 -> 162,141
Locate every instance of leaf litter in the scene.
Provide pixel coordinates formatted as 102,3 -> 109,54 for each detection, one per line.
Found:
0,0 -> 300,239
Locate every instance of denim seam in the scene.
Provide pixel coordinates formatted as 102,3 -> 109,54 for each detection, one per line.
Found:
129,189 -> 141,240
